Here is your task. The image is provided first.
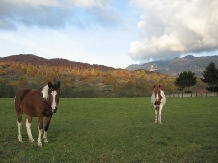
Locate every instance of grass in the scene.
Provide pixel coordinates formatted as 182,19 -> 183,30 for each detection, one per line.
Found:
0,97 -> 218,163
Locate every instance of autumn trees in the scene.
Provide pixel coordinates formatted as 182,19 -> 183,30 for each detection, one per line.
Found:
1,59 -> 216,97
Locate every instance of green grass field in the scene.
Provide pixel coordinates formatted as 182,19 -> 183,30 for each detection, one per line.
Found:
0,97 -> 217,163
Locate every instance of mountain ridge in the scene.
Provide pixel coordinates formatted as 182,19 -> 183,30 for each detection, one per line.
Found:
126,55 -> 218,76
0,54 -> 115,71
1,54 -> 218,77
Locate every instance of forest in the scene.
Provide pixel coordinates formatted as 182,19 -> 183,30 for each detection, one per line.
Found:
0,55 -> 207,98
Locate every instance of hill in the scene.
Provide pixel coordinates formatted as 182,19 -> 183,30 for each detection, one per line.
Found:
0,54 -> 115,71
126,55 -> 218,76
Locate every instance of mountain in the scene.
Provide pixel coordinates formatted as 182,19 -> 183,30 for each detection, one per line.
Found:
126,60 -> 170,71
2,54 -> 218,77
0,54 -> 115,71
126,55 -> 218,77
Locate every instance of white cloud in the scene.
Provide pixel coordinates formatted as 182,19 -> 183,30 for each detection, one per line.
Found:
5,0 -> 59,7
129,0 -> 218,61
67,0 -> 111,9
5,0 -> 110,8
0,0 -> 119,30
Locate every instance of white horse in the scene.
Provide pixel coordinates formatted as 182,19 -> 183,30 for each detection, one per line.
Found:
151,85 -> 166,124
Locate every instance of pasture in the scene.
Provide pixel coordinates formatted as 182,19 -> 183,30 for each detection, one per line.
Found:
0,97 -> 217,163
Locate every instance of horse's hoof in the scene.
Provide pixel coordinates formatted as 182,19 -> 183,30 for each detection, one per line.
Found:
38,142 -> 42,147
18,137 -> 23,143
44,140 -> 48,143
30,139 -> 35,143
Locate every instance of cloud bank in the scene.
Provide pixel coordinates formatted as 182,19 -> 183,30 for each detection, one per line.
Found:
0,0 -> 120,30
129,0 -> 218,61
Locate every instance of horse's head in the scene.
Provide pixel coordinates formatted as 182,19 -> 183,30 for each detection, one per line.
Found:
48,81 -> 61,113
153,85 -> 162,106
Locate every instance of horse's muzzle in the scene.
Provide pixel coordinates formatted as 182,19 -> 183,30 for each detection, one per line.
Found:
154,101 -> 161,105
53,107 -> 58,113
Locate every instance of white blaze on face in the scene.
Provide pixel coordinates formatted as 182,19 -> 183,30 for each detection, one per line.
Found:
155,93 -> 159,101
51,90 -> 57,111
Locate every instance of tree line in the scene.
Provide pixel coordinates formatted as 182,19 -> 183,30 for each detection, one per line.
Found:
0,61 -> 217,98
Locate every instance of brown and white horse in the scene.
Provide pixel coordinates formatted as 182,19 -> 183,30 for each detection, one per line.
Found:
15,81 -> 60,147
151,85 -> 166,124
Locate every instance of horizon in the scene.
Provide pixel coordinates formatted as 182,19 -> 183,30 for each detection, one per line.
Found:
1,53 -> 218,69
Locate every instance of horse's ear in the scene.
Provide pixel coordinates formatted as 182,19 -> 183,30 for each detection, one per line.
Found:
154,85 -> 156,88
57,81 -> 60,88
159,85 -> 161,88
48,82 -> 52,88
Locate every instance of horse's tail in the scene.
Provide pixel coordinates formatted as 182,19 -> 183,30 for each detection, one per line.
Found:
15,92 -> 21,111
14,91 -> 24,123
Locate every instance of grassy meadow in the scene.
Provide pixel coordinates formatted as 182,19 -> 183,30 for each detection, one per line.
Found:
0,97 -> 218,163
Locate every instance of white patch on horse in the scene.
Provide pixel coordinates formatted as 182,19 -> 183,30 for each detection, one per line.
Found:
17,121 -> 22,142
160,90 -> 166,104
41,85 -> 49,100
43,131 -> 48,143
26,119 -> 34,142
38,128 -> 43,147
155,93 -> 159,101
151,93 -> 156,105
51,90 -> 57,111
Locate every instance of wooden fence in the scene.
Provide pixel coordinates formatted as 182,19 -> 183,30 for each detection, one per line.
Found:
166,92 -> 218,97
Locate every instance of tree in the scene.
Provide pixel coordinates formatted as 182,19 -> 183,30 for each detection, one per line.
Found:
201,62 -> 218,92
175,71 -> 197,91
0,84 -> 15,97
18,77 -> 28,86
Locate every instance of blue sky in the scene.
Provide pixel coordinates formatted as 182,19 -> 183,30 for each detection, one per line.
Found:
0,0 -> 218,68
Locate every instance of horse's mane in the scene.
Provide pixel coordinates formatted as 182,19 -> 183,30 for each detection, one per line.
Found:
40,84 -> 49,100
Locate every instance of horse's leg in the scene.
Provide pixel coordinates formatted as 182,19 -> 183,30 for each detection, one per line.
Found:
158,105 -> 163,124
16,110 -> 23,142
43,116 -> 52,143
17,121 -> 22,142
154,106 -> 158,123
37,115 -> 44,147
26,116 -> 35,142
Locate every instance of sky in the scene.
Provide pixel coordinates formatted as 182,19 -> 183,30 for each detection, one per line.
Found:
0,0 -> 218,69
